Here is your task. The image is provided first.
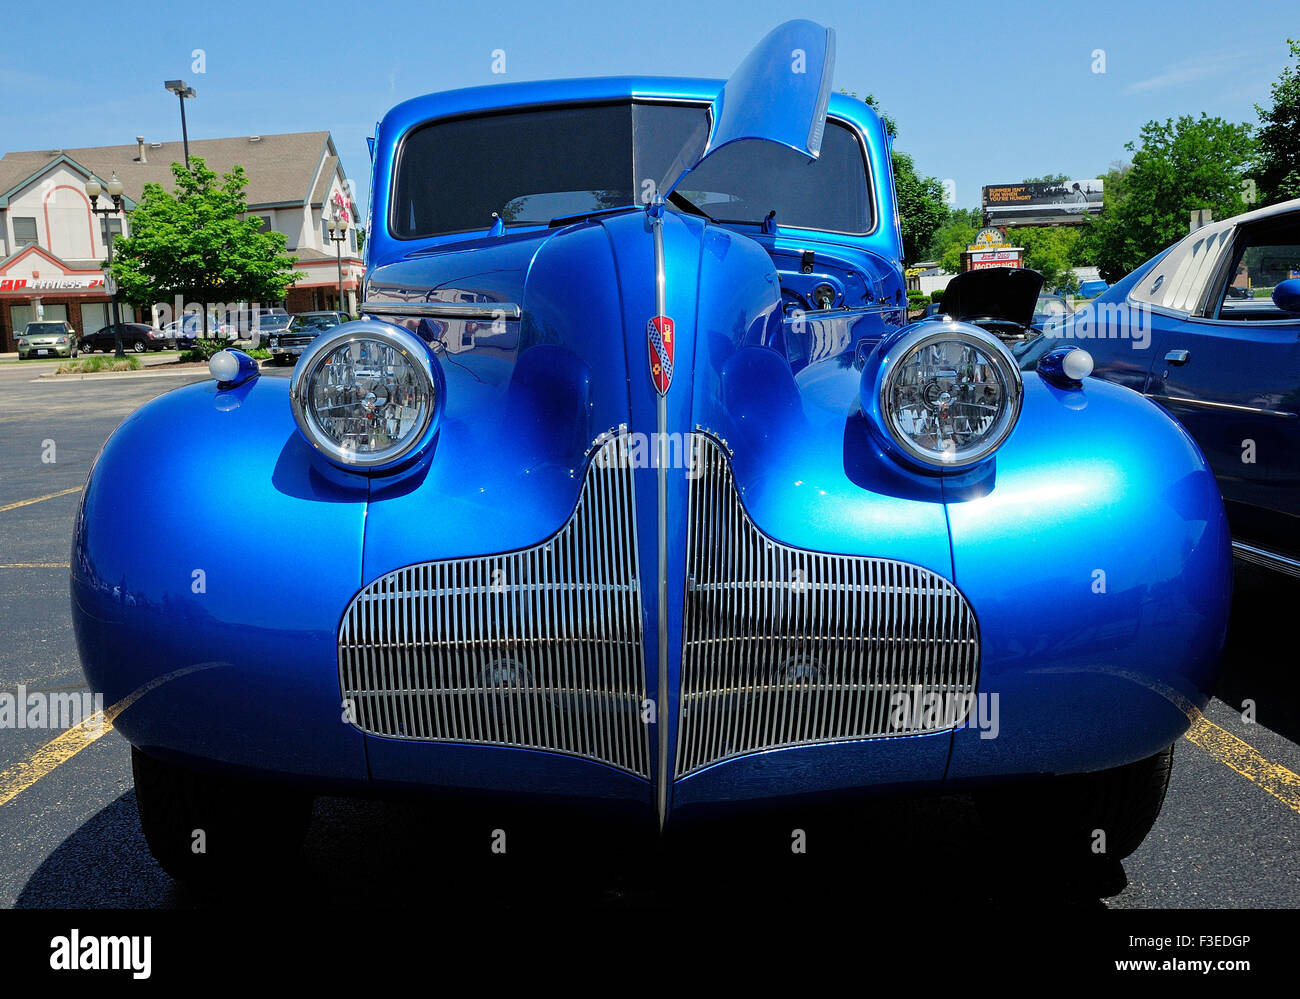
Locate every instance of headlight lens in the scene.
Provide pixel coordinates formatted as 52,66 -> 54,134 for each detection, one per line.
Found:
878,323 -> 1022,469
290,322 -> 439,469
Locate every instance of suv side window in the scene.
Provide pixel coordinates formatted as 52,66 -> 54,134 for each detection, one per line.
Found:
1213,215 -> 1300,321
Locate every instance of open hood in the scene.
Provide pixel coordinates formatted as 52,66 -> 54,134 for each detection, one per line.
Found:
937,267 -> 1044,328
661,19 -> 836,197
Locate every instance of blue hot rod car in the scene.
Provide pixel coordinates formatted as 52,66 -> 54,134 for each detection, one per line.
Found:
72,20 -> 1231,883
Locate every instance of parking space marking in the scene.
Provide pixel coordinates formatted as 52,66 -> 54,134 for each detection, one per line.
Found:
0,663 -> 220,808
0,487 -> 81,513
0,711 -> 113,808
0,563 -> 70,569
1185,713 -> 1300,815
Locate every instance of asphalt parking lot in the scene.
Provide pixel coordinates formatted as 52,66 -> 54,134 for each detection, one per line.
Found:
1,359 -> 1298,910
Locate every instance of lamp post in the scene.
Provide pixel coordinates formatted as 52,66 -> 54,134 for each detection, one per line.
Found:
85,173 -> 126,358
163,80 -> 197,169
327,216 -> 349,315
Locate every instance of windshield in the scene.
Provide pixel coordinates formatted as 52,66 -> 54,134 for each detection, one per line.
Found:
25,323 -> 65,334
392,101 -> 871,238
289,314 -> 341,332
1034,295 -> 1070,318
258,315 -> 293,330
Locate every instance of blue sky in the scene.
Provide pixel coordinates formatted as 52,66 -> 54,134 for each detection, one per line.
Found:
2,0 -> 1294,215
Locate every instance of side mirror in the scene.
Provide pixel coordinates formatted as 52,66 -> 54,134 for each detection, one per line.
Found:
1272,278 -> 1300,314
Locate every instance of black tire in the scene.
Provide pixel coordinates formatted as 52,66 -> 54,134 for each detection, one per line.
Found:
78,341 -> 93,353
272,355 -> 288,366
976,744 -> 1174,864
131,746 -> 312,887
131,339 -> 147,353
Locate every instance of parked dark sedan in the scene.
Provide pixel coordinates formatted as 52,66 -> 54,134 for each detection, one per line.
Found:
1021,197 -> 1300,577
79,323 -> 166,353
266,311 -> 350,364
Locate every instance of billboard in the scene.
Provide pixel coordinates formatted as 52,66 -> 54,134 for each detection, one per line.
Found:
982,180 -> 1104,226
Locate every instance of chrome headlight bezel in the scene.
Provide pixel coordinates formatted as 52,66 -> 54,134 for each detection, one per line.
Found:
289,319 -> 443,472
866,321 -> 1023,472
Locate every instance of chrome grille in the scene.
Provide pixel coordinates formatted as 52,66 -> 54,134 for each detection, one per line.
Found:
339,436 -> 650,778
676,434 -> 980,777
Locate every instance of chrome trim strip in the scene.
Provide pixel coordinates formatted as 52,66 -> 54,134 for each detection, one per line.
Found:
1145,394 -> 1298,420
361,301 -> 522,321
675,434 -> 981,778
337,435 -> 651,778
1232,540 -> 1300,578
650,206 -> 670,827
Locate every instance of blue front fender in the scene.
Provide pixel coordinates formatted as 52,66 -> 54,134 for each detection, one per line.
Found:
944,375 -> 1231,782
71,376 -> 371,783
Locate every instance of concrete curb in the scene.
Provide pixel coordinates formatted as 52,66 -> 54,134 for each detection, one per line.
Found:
33,367 -> 215,383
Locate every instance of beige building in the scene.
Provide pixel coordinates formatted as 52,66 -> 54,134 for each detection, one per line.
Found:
0,132 -> 363,351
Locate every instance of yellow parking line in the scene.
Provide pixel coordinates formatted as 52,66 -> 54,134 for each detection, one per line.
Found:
1185,712 -> 1300,815
0,663 -> 221,809
0,712 -> 114,808
0,562 -> 70,569
3,678 -> 1299,817
0,487 -> 81,513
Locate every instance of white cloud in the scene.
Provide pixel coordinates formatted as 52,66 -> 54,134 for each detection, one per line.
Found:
1126,50 -> 1254,95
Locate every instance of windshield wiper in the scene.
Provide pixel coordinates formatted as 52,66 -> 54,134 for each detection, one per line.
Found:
667,191 -> 716,223
547,205 -> 639,228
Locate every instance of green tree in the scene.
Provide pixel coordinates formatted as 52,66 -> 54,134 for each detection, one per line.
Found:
108,157 -> 299,336
842,90 -> 947,264
1021,173 -> 1072,184
924,208 -> 982,273
1084,114 -> 1255,282
841,89 -> 897,139
1009,226 -> 1082,293
1255,38 -> 1300,205
892,151 -> 948,264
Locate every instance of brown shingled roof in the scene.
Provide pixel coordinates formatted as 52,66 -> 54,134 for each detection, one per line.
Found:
0,131 -> 338,208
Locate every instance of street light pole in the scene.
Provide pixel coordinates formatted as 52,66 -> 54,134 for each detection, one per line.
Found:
85,173 -> 126,358
327,217 -> 349,315
164,80 -> 197,170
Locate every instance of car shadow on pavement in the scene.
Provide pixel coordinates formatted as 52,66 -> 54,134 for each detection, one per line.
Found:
16,789 -> 1121,909
1215,563 -> 1300,745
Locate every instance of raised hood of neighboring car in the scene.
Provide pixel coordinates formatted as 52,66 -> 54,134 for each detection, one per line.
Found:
937,267 -> 1044,328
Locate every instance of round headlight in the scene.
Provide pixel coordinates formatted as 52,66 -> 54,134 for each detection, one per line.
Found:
875,322 -> 1022,470
290,321 -> 440,470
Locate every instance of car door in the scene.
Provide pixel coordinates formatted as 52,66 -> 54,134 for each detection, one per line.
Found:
1145,209 -> 1300,560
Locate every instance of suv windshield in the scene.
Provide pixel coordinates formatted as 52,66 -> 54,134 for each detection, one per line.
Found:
392,101 -> 872,238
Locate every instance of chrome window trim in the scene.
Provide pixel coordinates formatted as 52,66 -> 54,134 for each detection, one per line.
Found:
1145,394 -> 1298,419
387,98 -> 880,242
1232,541 -> 1300,578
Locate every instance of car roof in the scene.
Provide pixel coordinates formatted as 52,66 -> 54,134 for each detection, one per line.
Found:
379,76 -> 882,140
